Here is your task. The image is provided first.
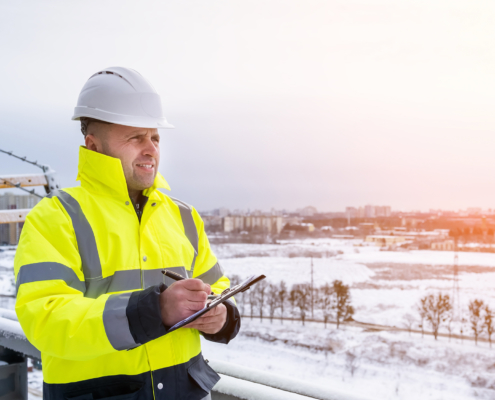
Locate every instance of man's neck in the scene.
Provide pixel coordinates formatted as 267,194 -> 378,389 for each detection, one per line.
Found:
128,189 -> 141,205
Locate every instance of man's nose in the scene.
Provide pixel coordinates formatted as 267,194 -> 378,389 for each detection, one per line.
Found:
142,136 -> 159,157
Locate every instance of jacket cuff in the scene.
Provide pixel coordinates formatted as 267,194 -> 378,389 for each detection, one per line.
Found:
126,283 -> 167,345
201,299 -> 241,344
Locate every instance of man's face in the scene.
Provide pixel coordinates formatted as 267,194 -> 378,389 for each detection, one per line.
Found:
85,124 -> 160,196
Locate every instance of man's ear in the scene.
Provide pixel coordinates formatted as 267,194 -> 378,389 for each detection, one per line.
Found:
85,134 -> 100,152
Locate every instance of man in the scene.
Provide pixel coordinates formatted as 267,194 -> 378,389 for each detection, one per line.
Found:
14,67 -> 240,400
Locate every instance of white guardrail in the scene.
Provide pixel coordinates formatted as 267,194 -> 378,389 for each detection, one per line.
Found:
0,309 -> 372,400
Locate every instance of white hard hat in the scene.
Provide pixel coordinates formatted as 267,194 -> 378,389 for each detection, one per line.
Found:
72,67 -> 174,129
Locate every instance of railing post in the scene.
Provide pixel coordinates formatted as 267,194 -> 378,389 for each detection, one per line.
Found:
0,346 -> 27,400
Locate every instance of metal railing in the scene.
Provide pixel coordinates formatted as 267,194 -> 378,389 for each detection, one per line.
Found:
0,309 -> 371,400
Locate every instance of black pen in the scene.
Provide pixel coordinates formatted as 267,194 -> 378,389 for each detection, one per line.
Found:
162,270 -> 186,281
162,270 -> 216,297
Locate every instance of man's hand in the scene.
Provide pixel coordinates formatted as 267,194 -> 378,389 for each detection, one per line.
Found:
160,279 -> 210,327
185,303 -> 227,334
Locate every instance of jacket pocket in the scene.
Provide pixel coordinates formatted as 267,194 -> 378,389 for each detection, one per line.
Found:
65,381 -> 144,400
187,357 -> 221,395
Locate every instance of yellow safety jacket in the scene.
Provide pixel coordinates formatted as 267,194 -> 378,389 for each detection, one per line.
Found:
14,147 -> 240,400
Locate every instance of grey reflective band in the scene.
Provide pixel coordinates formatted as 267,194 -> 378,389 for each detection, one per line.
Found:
16,264 -> 144,297
86,269 -> 143,298
142,269 -> 162,290
103,292 -> 137,350
195,262 -> 224,285
171,197 -> 198,273
16,262 -> 86,294
52,190 -> 103,280
108,269 -> 142,292
142,267 -> 186,289
161,266 -> 187,287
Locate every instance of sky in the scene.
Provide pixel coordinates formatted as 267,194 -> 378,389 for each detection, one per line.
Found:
1,0 -> 495,212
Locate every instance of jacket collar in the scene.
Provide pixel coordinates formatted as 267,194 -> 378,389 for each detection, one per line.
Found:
76,146 -> 171,199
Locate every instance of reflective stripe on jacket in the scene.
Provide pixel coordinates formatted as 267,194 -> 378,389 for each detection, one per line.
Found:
14,146 -> 240,400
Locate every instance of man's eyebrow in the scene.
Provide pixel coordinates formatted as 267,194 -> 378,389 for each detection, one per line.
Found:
124,130 -> 148,137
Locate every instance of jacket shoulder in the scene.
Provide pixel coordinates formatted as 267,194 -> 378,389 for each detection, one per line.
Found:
25,186 -> 85,225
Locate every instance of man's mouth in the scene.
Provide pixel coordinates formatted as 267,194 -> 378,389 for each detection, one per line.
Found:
136,163 -> 154,171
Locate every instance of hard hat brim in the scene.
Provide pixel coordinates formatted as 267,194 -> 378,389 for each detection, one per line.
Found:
72,107 -> 174,129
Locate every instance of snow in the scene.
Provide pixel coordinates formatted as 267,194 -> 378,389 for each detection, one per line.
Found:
340,249 -> 495,267
210,359 -> 370,400
221,257 -> 375,286
3,239 -> 495,399
203,318 -> 495,400
214,374 -> 315,400
0,316 -> 25,336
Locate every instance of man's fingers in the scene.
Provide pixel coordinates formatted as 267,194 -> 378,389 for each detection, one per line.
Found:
198,306 -> 220,318
181,279 -> 210,294
185,290 -> 208,303
186,320 -> 218,330
194,313 -> 220,324
185,302 -> 206,313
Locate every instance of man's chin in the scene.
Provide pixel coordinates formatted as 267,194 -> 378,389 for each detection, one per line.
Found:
131,178 -> 156,192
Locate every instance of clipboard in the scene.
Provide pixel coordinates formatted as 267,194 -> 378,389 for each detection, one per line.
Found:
166,274 -> 266,334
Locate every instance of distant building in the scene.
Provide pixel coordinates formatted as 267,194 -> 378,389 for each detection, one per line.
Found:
358,222 -> 375,234
298,206 -> 317,217
282,222 -> 315,233
0,192 -> 40,245
201,215 -> 223,232
211,207 -> 230,217
466,207 -> 482,215
375,206 -> 392,217
0,192 -> 39,210
345,207 -> 364,219
345,207 -> 357,218
346,205 -> 391,219
431,240 -> 455,251
223,215 -> 285,235
365,235 -> 406,246
364,205 -> 375,218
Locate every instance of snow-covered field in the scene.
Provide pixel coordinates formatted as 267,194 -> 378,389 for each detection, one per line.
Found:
202,318 -> 495,400
210,239 -> 495,399
2,238 -> 495,399
214,239 -> 495,328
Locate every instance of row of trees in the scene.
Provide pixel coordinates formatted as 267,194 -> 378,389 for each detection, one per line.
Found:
231,275 -> 354,328
410,293 -> 495,346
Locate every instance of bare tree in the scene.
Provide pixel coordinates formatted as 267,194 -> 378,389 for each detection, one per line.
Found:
288,286 -> 298,322
249,287 -> 257,320
460,317 -> 467,344
469,299 -> 485,345
334,280 -> 354,329
417,297 -> 427,338
402,313 -> 415,336
484,304 -> 494,348
230,274 -> 241,287
230,275 -> 243,315
256,279 -> 268,322
277,281 -> 287,324
345,351 -> 359,377
445,310 -> 454,342
266,283 -> 278,324
319,283 -> 334,328
417,293 -> 452,340
294,284 -> 311,326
